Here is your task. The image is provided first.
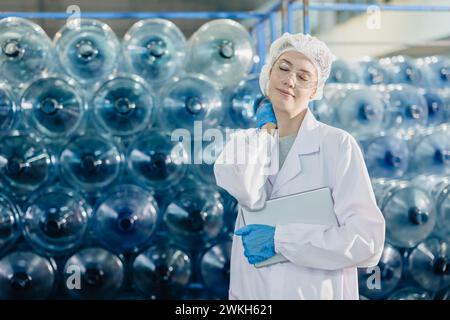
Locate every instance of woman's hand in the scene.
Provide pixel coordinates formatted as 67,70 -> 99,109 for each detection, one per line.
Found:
256,100 -> 277,135
235,224 -> 276,264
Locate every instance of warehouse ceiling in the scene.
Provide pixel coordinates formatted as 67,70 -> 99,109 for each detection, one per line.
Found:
0,0 -> 267,38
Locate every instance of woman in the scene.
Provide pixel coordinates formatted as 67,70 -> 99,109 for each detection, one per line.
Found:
213,32 -> 386,300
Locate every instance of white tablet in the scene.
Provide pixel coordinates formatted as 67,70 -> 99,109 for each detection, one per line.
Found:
240,186 -> 339,268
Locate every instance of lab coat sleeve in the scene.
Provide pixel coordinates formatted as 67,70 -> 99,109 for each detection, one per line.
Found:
274,133 -> 386,270
213,128 -> 278,211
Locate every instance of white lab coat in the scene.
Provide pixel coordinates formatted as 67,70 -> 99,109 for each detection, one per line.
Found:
213,107 -> 385,300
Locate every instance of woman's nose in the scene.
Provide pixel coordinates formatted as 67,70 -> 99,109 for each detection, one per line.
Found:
283,73 -> 296,88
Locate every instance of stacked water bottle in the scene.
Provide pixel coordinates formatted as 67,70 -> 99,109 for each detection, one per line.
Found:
0,17 -> 256,300
317,57 -> 450,300
0,16 -> 448,300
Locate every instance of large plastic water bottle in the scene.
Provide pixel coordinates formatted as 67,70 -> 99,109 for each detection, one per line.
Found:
327,59 -> 360,84
92,75 -> 155,137
410,126 -> 450,175
419,89 -> 447,126
0,131 -> 55,194
379,56 -> 425,86
326,84 -> 386,138
358,57 -> 390,85
310,97 -> 335,126
123,19 -> 187,89
358,243 -> 403,299
132,243 -> 192,299
0,193 -> 20,256
186,19 -> 254,88
225,74 -> 264,128
360,134 -> 410,178
412,175 -> 450,240
63,247 -> 125,299
20,76 -> 86,140
21,186 -> 91,256
93,185 -> 159,254
199,237 -> 231,299
60,134 -> 124,191
372,178 -> 436,248
163,183 -> 225,249
54,19 -> 120,87
387,287 -> 432,300
416,56 -> 450,88
0,251 -> 56,299
157,74 -> 224,133
127,130 -> 188,192
379,84 -> 428,135
0,82 -> 18,133
0,17 -> 54,88
190,130 -> 227,186
407,237 -> 450,292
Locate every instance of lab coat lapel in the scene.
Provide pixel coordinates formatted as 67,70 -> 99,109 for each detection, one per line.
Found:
271,108 -> 321,196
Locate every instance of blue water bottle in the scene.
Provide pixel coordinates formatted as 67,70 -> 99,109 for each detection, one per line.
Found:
358,57 -> 390,85
54,19 -> 120,87
328,84 -> 386,138
163,183 -> 225,249
63,247 -> 125,299
382,84 -> 428,135
199,237 -> 232,299
0,192 -> 21,257
416,55 -> 450,89
410,126 -> 450,175
0,250 -> 57,299
225,74 -> 264,128
93,184 -> 159,254
123,19 -> 187,89
127,129 -> 188,192
132,243 -> 192,299
186,19 -> 254,88
380,56 -> 425,86
372,178 -> 436,248
22,186 -> 91,256
358,243 -> 403,299
361,133 -> 410,178
0,131 -> 56,194
92,75 -> 155,137
412,175 -> 450,241
157,74 -> 224,133
327,59 -> 360,84
0,17 -> 54,88
20,76 -> 86,140
407,237 -> 450,292
420,89 -> 447,126
60,134 -> 124,191
0,82 -> 18,133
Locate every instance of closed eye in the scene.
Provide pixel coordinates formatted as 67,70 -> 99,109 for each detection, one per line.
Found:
298,74 -> 310,81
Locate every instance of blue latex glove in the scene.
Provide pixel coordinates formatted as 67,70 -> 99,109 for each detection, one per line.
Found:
256,100 -> 277,129
234,224 -> 276,264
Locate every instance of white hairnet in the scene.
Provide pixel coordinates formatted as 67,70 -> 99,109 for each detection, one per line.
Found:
259,32 -> 334,101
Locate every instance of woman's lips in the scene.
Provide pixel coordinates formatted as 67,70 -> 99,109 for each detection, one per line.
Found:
276,88 -> 294,98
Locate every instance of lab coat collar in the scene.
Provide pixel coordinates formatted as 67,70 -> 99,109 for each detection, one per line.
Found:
270,107 -> 321,195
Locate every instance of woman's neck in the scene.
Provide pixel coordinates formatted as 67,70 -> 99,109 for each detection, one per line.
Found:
274,107 -> 308,137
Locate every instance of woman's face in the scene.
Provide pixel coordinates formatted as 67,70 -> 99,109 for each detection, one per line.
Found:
267,50 -> 318,113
